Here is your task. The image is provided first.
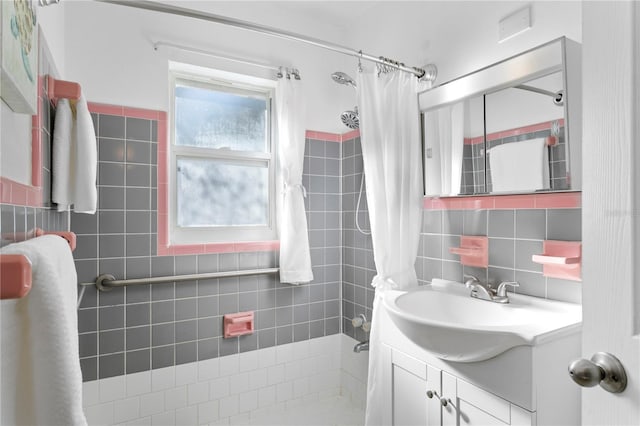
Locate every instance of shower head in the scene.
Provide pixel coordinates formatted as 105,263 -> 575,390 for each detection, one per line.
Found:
331,71 -> 357,88
341,106 -> 359,129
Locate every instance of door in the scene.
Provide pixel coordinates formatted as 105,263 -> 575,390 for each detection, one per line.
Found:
582,2 -> 640,425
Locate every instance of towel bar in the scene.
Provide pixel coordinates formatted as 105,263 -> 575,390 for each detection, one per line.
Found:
0,229 -> 77,300
83,268 -> 280,291
47,76 -> 81,104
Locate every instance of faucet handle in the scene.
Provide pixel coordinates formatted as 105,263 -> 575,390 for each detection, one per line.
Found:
496,281 -> 519,297
463,274 -> 479,287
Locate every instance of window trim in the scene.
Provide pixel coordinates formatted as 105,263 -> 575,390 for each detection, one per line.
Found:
167,67 -> 278,247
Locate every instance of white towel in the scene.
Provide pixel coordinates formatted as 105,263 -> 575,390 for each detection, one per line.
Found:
52,98 -> 73,209
52,95 -> 97,214
1,235 -> 87,426
73,95 -> 98,213
489,138 -> 550,193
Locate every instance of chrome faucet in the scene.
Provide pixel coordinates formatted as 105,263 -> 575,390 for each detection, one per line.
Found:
464,275 -> 519,304
464,274 -> 495,301
353,340 -> 369,353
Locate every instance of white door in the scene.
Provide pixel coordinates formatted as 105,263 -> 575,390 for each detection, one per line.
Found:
582,2 -> 640,425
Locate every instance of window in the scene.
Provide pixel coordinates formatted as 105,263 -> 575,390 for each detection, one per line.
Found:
169,66 -> 277,245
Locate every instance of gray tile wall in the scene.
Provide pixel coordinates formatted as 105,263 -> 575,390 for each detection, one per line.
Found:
341,135 -> 582,340
418,207 -> 582,303
0,205 -> 67,247
73,116 -> 342,382
340,136 -> 375,341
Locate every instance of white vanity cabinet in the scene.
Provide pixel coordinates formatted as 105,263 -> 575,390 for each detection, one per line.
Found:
385,345 -> 536,426
379,282 -> 581,426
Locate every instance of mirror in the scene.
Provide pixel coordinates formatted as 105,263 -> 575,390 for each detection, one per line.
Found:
423,96 -> 483,196
420,37 -> 581,197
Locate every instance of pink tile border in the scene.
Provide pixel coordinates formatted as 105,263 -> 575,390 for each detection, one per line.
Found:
463,119 -> 565,145
423,192 -> 581,210
305,130 -> 342,142
341,129 -> 360,141
87,102 -> 124,116
0,177 -> 43,206
305,129 -> 360,143
86,102 -> 164,120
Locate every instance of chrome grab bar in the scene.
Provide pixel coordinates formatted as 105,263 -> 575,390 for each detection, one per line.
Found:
79,268 -> 280,292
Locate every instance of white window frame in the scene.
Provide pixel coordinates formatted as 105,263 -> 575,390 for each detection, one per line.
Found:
168,65 -> 278,245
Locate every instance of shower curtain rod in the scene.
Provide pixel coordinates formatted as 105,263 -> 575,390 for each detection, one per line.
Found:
95,0 -> 436,81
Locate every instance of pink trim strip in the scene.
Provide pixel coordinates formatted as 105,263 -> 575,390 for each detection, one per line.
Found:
304,129 -> 361,143
424,192 -> 581,210
464,136 -> 485,146
463,119 -> 565,145
341,129 -> 360,141
87,102 -> 164,120
87,103 -> 124,116
0,177 -> 43,207
157,241 -> 280,256
31,77 -> 43,188
305,130 -> 341,142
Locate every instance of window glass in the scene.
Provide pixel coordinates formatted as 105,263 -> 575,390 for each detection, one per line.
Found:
176,157 -> 269,227
175,83 -> 268,152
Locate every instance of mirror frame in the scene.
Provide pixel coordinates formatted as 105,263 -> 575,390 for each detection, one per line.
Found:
419,37 -> 582,197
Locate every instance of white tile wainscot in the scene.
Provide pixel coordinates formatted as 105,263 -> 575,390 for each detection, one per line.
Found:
82,334 -> 369,425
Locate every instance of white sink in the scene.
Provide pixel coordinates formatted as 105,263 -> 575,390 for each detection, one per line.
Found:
383,279 -> 582,362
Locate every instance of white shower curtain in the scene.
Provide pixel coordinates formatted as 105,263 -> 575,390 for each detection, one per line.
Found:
275,78 -> 313,284
424,103 -> 464,196
357,71 -> 423,425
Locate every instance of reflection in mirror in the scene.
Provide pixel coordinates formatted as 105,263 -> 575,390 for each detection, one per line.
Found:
485,72 -> 567,194
420,37 -> 581,198
423,96 -> 483,196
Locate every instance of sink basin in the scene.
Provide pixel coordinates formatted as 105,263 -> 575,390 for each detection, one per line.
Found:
383,279 -> 582,362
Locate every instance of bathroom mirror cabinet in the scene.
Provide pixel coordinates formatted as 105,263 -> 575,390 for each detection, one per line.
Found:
420,37 -> 581,197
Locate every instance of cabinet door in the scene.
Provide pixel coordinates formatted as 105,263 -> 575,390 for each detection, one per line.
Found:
391,349 -> 442,426
450,376 -> 536,426
393,365 -> 428,426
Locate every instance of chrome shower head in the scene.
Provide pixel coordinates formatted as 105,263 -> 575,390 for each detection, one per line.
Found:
331,71 -> 357,88
341,106 -> 359,129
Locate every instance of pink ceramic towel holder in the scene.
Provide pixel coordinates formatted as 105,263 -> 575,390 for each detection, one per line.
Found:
531,240 -> 581,281
47,75 -> 81,104
0,229 -> 77,299
449,236 -> 489,268
223,311 -> 255,338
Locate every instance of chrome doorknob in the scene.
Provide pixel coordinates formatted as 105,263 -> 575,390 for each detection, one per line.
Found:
568,352 -> 627,393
